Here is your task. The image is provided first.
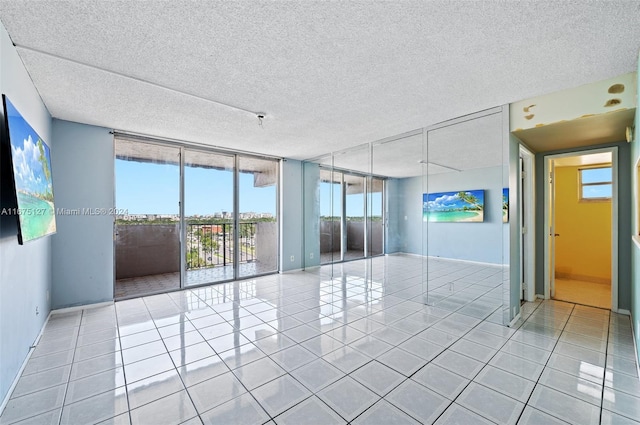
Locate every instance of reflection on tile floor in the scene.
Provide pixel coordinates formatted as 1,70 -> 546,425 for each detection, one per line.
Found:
115,262 -> 276,299
2,255 -> 638,424
320,250 -> 380,265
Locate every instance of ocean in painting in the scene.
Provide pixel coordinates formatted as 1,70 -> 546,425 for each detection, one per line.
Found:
16,192 -> 56,242
423,189 -> 485,223
5,96 -> 57,243
424,210 -> 483,222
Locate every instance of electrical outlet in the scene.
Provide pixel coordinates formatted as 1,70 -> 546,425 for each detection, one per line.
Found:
35,306 -> 39,316
290,255 -> 295,262
310,253 -> 314,259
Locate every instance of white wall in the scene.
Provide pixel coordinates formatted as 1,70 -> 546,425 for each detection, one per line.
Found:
51,119 -> 114,308
0,23 -> 53,402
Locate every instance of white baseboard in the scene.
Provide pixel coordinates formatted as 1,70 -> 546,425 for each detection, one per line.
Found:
508,312 -> 522,328
52,300 -> 113,315
390,252 -> 504,268
279,268 -> 304,274
0,310 -> 52,415
617,309 -> 631,316
630,311 -> 640,380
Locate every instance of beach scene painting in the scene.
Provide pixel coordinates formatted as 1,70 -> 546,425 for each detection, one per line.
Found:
424,189 -> 484,222
503,188 -> 509,223
4,96 -> 56,244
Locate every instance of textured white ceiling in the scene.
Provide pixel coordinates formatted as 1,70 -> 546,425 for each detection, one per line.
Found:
1,1 -> 639,172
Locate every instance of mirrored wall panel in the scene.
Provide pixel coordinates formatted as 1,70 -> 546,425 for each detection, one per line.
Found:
303,108 -> 512,326
425,109 -> 508,323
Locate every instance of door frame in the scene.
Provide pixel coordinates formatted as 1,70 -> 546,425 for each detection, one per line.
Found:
543,146 -> 618,311
519,145 -> 535,302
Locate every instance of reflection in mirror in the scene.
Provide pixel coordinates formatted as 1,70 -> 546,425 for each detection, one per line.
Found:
304,109 -> 511,327
319,168 -> 342,264
425,110 -> 508,324
372,131 -> 424,257
367,177 -> 384,257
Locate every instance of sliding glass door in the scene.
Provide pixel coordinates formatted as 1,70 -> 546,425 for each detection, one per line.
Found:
114,140 -> 181,299
238,157 -> 278,278
184,150 -> 235,286
114,137 -> 279,297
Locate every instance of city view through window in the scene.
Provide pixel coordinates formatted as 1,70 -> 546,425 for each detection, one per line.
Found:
113,140 -> 279,297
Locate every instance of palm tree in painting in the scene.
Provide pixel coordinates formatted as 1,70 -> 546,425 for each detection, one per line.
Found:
457,192 -> 482,211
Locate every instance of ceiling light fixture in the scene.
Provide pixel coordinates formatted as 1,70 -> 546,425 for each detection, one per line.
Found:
256,113 -> 266,129
418,159 -> 461,172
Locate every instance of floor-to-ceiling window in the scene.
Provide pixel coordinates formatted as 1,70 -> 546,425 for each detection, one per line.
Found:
114,140 -> 181,298
184,149 -> 235,286
238,156 -> 279,278
114,137 -> 279,298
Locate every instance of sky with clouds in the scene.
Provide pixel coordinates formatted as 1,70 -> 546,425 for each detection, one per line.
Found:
6,99 -> 53,196
424,190 -> 484,211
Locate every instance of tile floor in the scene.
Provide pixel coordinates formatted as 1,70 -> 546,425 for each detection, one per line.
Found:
2,255 -> 639,425
554,278 -> 611,309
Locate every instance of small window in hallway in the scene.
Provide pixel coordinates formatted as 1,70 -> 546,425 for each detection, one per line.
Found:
579,166 -> 612,201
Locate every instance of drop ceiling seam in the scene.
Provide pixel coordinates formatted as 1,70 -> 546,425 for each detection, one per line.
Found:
16,43 -> 262,117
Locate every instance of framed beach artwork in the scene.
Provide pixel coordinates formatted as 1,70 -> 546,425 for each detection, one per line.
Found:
503,188 -> 509,223
3,95 -> 56,244
423,189 -> 484,222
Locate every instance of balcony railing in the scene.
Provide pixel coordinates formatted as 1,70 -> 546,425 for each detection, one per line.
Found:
186,222 -> 256,270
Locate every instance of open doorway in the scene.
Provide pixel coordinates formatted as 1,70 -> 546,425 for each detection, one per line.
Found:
544,148 -> 617,310
520,145 -> 535,302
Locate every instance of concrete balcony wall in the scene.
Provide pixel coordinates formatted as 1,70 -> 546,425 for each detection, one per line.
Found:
116,222 -> 278,279
116,224 -> 180,279
255,222 -> 278,271
320,221 -> 341,253
370,221 -> 384,255
346,221 -> 365,251
320,220 -> 384,255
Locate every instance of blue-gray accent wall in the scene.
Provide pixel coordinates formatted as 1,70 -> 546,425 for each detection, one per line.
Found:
389,166 -> 507,265
0,22 -> 53,403
51,119 -> 114,308
303,162 -> 321,268
630,55 -> 639,366
280,159 -> 304,271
